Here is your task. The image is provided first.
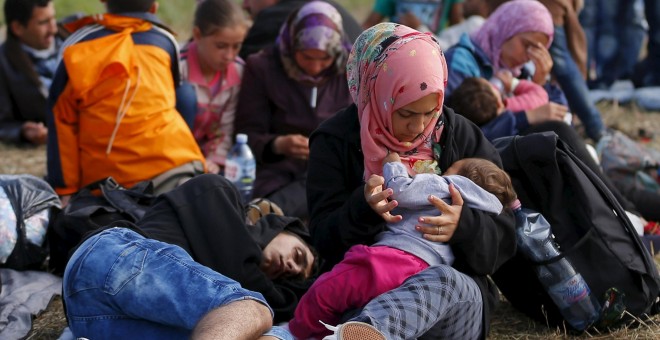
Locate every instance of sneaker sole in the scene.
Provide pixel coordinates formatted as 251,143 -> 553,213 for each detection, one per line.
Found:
339,322 -> 387,340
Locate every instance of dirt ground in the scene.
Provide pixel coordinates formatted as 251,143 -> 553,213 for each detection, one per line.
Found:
4,100 -> 660,339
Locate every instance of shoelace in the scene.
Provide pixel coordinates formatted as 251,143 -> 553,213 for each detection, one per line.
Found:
107,66 -> 141,155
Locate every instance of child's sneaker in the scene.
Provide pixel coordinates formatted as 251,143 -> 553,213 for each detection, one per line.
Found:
320,321 -> 386,340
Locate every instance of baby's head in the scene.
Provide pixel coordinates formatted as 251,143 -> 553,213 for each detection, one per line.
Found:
445,158 -> 517,206
447,77 -> 505,126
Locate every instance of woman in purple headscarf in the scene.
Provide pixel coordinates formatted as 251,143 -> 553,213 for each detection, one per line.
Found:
443,1 -> 643,216
234,1 -> 353,220
444,0 -> 570,126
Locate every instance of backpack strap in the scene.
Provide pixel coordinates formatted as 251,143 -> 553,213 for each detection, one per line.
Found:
98,177 -> 154,221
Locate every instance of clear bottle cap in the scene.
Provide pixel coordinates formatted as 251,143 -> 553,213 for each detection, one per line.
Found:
236,133 -> 248,144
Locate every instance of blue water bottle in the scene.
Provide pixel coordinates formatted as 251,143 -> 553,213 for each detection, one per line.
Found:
224,134 -> 256,204
512,200 -> 601,331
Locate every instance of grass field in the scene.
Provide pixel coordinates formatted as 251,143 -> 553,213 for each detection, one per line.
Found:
0,0 -> 370,42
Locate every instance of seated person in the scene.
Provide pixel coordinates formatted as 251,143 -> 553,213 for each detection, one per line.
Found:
362,0 -> 464,35
47,0 -> 205,200
63,174 -> 315,338
290,155 -> 516,339
234,1 -> 353,219
0,0 -> 59,145
307,23 -> 517,339
180,0 -> 249,174
239,0 -> 362,59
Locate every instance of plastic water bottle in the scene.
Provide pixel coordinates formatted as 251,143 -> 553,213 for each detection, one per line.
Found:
512,200 -> 601,331
224,134 -> 256,204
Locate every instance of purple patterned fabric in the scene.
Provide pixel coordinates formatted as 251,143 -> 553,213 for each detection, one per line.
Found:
276,1 -> 352,83
470,0 -> 554,74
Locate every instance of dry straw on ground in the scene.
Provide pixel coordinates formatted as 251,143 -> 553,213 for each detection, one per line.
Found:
3,101 -> 660,339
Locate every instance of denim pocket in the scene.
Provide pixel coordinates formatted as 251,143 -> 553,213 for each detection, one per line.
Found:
103,243 -> 147,295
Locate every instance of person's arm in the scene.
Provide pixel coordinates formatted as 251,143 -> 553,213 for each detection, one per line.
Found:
505,79 -> 549,112
363,0 -> 394,29
448,196 -> 516,275
174,81 -> 197,129
191,299 -> 273,340
234,54 -> 280,164
448,1 -> 465,26
362,12 -> 385,29
0,70 -> 24,144
46,63 -> 81,196
444,175 -> 502,214
526,40 -> 553,85
479,111 -> 521,142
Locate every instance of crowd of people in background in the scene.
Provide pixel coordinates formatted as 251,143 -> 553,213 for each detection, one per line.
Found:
1,0 -> 660,339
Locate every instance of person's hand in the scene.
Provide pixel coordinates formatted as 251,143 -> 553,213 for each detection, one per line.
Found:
526,41 -> 553,85
525,102 -> 569,124
205,159 -> 221,174
382,152 -> 401,165
415,184 -> 464,242
364,174 -> 402,223
495,70 -> 514,93
273,134 -> 309,160
399,12 -> 422,30
59,194 -> 71,208
21,121 -> 48,145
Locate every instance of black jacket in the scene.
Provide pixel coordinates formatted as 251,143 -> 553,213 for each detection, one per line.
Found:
0,40 -> 47,144
239,0 -> 362,60
307,104 -> 517,338
136,174 -> 312,322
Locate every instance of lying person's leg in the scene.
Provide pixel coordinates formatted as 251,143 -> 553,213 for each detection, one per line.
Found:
63,227 -> 275,339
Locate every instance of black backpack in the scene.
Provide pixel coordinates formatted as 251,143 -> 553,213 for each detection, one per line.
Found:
48,177 -> 156,275
491,132 -> 660,330
0,175 -> 60,270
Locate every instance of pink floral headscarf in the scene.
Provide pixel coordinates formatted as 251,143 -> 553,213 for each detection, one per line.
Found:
347,23 -> 448,179
471,0 -> 554,75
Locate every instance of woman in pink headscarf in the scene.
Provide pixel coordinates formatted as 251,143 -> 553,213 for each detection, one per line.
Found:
305,23 -> 516,339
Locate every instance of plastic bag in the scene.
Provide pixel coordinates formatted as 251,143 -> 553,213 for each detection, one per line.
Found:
0,175 -> 60,269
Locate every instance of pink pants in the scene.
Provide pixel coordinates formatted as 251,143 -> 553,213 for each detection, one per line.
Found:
289,244 -> 429,339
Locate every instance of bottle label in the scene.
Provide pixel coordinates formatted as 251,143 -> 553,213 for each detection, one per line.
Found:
547,273 -> 590,309
225,159 -> 256,184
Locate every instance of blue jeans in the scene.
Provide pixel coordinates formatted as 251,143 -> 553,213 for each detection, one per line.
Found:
550,26 -> 605,141
63,227 -> 292,340
580,0 -> 646,88
635,0 -> 660,87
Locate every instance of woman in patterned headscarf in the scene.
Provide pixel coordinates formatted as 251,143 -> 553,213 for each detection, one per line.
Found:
234,1 -> 353,220
306,23 -> 516,339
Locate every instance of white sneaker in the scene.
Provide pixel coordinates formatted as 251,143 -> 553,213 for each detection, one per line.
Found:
320,320 -> 386,340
